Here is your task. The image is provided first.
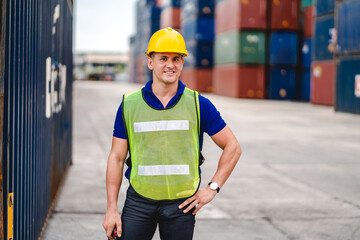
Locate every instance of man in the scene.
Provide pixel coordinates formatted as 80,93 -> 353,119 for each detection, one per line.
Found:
103,27 -> 241,240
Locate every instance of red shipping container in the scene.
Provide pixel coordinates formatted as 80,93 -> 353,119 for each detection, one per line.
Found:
270,0 -> 300,30
156,0 -> 162,7
213,65 -> 265,98
215,0 -> 267,34
180,67 -> 213,92
302,5 -> 314,37
160,7 -> 181,29
311,60 -> 334,106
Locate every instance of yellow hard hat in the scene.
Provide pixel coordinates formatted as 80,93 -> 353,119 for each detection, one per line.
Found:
145,27 -> 188,57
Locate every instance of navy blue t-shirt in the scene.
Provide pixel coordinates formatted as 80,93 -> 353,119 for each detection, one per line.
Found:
113,80 -> 226,177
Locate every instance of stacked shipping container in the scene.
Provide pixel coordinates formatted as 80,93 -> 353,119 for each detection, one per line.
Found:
160,0 -> 181,31
268,0 -> 300,100
311,0 -> 336,105
129,0 -> 161,83
213,0 -> 267,98
300,0 -> 314,101
180,0 -> 215,92
335,0 -> 360,113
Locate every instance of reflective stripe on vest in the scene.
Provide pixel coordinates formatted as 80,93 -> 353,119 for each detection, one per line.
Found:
123,87 -> 200,200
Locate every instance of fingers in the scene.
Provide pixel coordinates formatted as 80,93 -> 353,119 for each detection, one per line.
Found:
116,222 -> 122,238
178,196 -> 195,209
192,203 -> 203,215
105,225 -> 114,239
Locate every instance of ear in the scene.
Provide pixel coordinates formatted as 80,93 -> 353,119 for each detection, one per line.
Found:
147,57 -> 153,70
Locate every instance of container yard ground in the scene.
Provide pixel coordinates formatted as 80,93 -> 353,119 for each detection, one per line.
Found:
42,81 -> 360,240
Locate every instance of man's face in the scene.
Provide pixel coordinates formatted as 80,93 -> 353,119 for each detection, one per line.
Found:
147,52 -> 184,85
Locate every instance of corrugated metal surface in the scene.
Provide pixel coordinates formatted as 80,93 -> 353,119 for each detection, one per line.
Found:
302,38 -> 312,68
213,65 -> 265,98
335,56 -> 360,114
215,30 -> 266,65
1,0 -> 73,239
311,60 -> 334,105
302,5 -> 314,37
160,7 -> 181,29
337,0 -> 360,55
184,41 -> 213,68
269,32 -> 299,65
180,67 -> 213,92
270,0 -> 300,30
301,69 -> 311,101
181,16 -> 215,42
315,0 -> 334,16
301,0 -> 313,9
215,0 -> 267,33
268,67 -> 297,99
313,14 -> 335,60
181,0 -> 215,20
161,0 -> 181,7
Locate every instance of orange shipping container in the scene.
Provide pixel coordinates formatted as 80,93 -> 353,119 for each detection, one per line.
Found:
311,60 -> 334,106
180,67 -> 213,92
216,0 -> 267,33
270,0 -> 300,30
302,5 -> 314,37
160,7 -> 181,29
213,65 -> 265,98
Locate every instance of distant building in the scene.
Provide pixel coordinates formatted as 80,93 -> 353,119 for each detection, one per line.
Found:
74,52 -> 129,81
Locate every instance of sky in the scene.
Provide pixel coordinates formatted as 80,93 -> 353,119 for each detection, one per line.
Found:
74,0 -> 137,53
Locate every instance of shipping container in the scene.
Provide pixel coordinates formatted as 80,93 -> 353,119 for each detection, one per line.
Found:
184,41 -> 213,68
160,7 -> 181,29
301,0 -> 313,9
315,0 -> 334,16
139,5 -> 161,23
215,30 -> 266,65
335,56 -> 360,114
181,16 -> 215,42
302,38 -> 312,68
313,14 -> 335,60
1,0 -> 73,239
213,65 -> 266,98
139,0 -> 157,7
215,0 -> 267,34
301,69 -> 311,101
268,67 -> 297,99
269,32 -> 299,65
161,0 -> 181,7
181,0 -> 215,20
180,68 -> 213,92
270,0 -> 300,30
302,5 -> 314,37
311,60 -> 334,105
337,0 -> 360,55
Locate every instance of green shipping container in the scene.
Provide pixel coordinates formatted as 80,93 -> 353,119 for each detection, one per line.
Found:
215,31 -> 266,65
301,0 -> 313,9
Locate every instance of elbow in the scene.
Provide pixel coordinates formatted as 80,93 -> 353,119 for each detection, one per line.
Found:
235,142 -> 242,161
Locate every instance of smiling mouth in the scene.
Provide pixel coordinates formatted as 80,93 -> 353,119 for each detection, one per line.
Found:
164,71 -> 175,75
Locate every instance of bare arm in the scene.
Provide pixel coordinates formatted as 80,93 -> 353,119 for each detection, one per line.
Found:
179,126 -> 241,214
102,137 -> 128,239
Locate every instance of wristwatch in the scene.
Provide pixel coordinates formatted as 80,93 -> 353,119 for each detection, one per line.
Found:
208,182 -> 220,193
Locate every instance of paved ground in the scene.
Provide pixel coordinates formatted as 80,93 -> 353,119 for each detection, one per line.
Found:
42,81 -> 360,240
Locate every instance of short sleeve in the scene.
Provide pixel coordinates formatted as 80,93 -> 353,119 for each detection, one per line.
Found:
113,102 -> 127,139
198,95 -> 226,136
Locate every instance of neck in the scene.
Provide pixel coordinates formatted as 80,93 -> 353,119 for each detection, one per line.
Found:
152,80 -> 179,108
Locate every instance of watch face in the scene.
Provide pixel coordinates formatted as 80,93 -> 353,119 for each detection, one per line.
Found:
210,182 -> 218,190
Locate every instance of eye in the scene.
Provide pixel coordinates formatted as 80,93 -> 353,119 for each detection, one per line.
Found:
160,57 -> 167,61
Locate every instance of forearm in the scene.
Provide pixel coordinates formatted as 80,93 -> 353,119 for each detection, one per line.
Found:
211,140 -> 241,188
106,155 -> 124,211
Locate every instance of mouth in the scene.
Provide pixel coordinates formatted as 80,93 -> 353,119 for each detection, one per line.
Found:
164,70 -> 176,76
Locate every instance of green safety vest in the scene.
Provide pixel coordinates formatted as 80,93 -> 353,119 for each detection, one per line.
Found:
122,87 -> 200,200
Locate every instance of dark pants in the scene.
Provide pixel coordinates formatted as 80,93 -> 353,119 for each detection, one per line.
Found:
120,186 -> 195,240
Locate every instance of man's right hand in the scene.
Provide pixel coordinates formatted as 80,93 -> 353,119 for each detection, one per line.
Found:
103,210 -> 122,239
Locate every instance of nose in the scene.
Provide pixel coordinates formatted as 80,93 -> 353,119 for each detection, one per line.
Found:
166,59 -> 175,69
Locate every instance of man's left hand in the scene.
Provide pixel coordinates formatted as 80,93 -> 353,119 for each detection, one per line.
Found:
178,187 -> 217,215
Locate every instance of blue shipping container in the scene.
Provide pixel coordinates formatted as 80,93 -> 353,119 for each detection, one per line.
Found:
315,0 -> 335,16
139,0 -> 156,7
269,67 -> 297,99
335,56 -> 360,114
161,0 -> 182,7
269,32 -> 298,65
302,38 -> 312,68
313,14 -> 335,60
337,0 -> 360,54
301,69 -> 311,101
139,5 -> 161,23
181,17 -> 215,42
184,41 -> 213,68
181,0 -> 215,20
